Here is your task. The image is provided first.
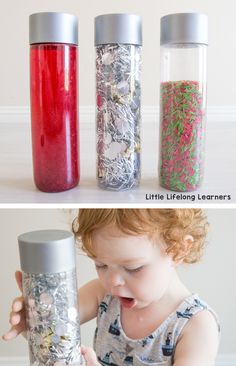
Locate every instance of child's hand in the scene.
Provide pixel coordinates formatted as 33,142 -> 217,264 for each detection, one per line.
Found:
81,345 -> 100,366
2,271 -> 26,341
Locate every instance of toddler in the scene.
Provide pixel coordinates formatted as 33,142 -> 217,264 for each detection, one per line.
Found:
3,209 -> 220,366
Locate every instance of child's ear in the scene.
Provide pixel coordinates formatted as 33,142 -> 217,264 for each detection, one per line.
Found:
172,235 -> 194,265
183,234 -> 194,246
181,234 -> 194,258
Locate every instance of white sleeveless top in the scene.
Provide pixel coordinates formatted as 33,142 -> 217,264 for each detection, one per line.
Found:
94,294 -> 219,366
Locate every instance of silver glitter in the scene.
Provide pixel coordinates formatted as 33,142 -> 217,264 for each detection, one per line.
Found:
23,269 -> 81,366
96,44 -> 141,190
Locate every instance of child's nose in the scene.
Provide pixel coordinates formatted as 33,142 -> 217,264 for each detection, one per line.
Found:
107,269 -> 125,288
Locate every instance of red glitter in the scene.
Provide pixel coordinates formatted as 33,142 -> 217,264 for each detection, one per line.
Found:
30,44 -> 79,192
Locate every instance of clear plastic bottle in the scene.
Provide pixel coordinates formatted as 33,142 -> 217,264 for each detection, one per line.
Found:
159,13 -> 208,192
18,230 -> 81,366
95,14 -> 142,191
30,13 -> 79,192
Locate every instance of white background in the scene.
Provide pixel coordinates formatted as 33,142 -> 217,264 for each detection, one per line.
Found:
0,0 -> 236,202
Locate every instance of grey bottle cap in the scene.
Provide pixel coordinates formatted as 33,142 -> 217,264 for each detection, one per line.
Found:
18,230 -> 76,274
29,12 -> 78,45
161,13 -> 208,46
95,13 -> 142,46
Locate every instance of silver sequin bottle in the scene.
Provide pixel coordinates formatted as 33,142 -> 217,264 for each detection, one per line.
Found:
95,14 -> 142,190
18,230 -> 81,366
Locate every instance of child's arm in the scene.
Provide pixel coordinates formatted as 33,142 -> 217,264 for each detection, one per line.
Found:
78,278 -> 106,324
173,310 -> 219,366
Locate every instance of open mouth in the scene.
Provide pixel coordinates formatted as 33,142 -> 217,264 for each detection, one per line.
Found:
119,297 -> 137,309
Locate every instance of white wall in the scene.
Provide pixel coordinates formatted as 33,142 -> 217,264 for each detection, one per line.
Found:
0,0 -> 235,106
0,209 -> 235,358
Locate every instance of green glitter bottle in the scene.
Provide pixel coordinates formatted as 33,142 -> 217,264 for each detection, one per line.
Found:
159,13 -> 208,192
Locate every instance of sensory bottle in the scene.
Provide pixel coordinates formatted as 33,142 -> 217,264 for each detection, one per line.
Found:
95,13 -> 142,191
18,229 -> 81,366
159,13 -> 208,191
30,12 -> 79,192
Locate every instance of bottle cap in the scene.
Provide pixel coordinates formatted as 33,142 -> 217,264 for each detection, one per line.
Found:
95,13 -> 142,46
161,13 -> 208,46
18,230 -> 76,273
29,12 -> 78,45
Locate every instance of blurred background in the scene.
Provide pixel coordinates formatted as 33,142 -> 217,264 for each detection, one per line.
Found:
0,209 -> 235,364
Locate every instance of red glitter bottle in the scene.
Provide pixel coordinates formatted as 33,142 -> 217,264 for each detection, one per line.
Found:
30,13 -> 79,192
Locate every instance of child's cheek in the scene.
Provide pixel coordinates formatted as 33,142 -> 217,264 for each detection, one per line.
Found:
131,270 -> 159,299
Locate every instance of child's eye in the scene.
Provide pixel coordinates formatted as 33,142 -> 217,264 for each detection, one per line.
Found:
125,266 -> 144,273
95,264 -> 107,270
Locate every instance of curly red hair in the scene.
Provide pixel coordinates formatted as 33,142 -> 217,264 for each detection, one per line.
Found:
72,209 -> 209,264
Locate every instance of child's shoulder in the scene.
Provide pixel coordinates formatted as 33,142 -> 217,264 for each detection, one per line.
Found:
173,296 -> 220,364
81,278 -> 107,306
176,295 -> 220,334
174,310 -> 220,364
91,278 -> 107,305
181,301 -> 219,336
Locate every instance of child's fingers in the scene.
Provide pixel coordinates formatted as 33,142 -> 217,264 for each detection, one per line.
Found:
2,324 -> 25,341
9,311 -> 21,325
2,272 -> 25,342
12,296 -> 24,312
15,271 -> 23,292
81,345 -> 100,366
9,309 -> 25,326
